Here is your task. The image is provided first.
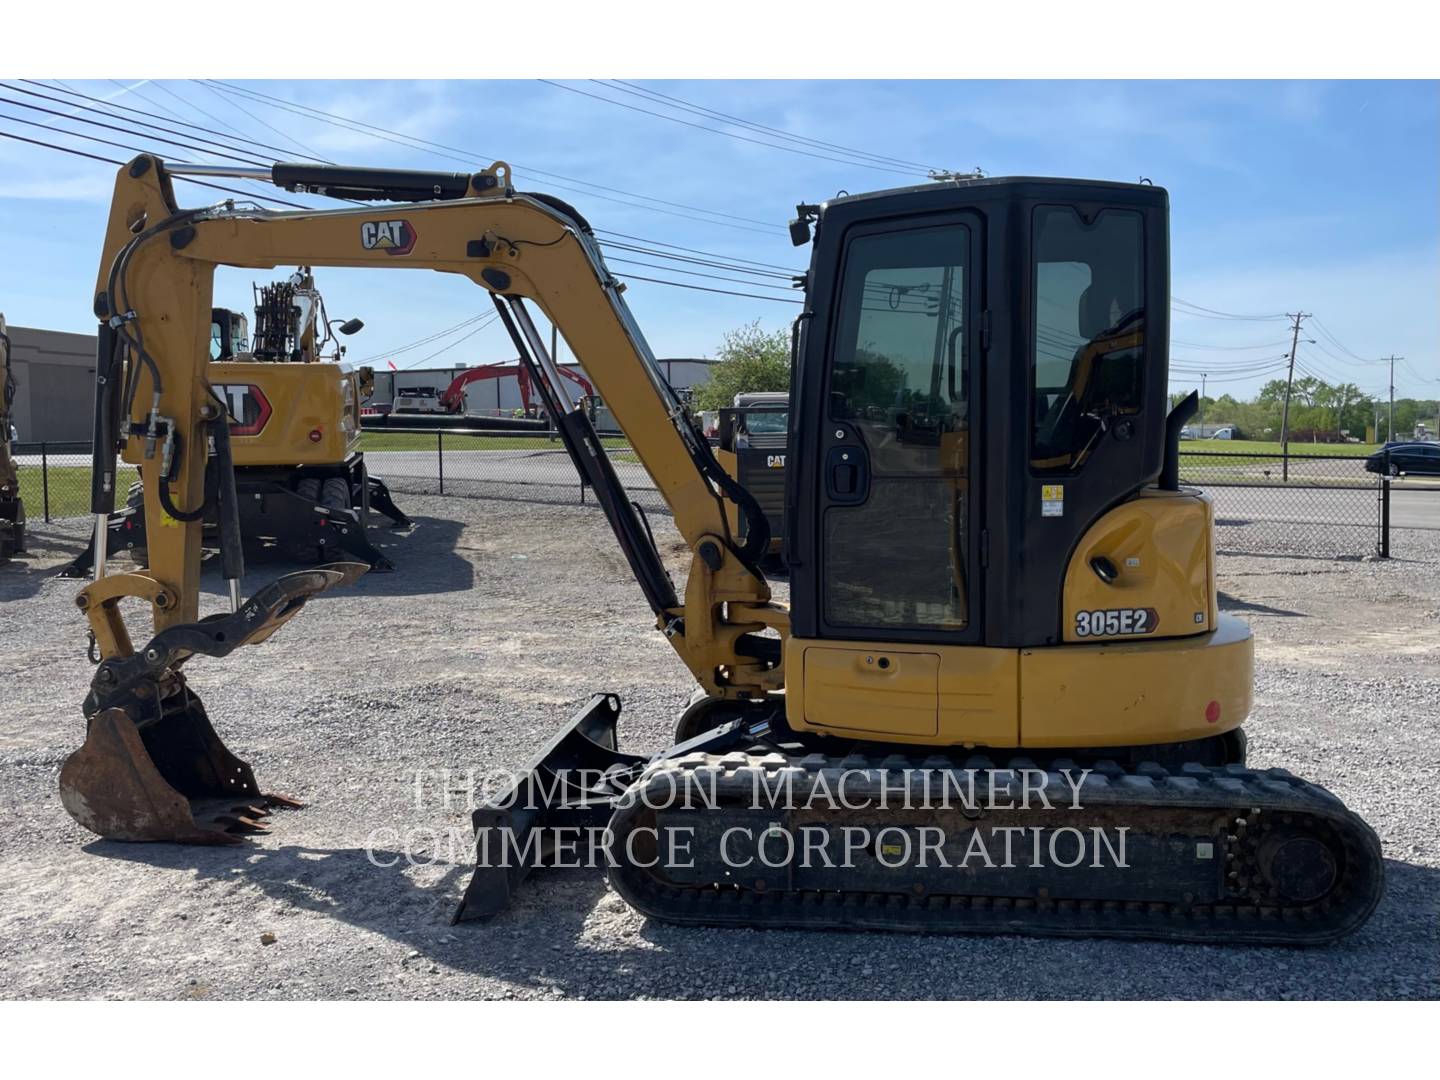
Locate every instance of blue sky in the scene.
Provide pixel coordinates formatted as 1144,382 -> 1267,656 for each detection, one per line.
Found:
0,78 -> 1435,400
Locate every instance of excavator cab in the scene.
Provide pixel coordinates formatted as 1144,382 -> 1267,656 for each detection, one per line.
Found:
791,181 -> 1163,648
210,308 -> 250,361
781,180 -> 1253,750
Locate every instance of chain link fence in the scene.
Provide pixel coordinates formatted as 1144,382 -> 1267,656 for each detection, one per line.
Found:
359,428 -> 668,516
9,441 -> 128,525
13,434 -> 1435,562
1177,449 -> 1391,558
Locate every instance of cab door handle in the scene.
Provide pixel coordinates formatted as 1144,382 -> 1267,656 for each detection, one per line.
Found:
825,445 -> 869,504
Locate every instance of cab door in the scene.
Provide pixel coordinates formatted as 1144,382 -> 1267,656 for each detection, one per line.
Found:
814,215 -> 982,645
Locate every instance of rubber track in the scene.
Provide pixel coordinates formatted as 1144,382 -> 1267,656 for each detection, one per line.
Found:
606,751 -> 1384,945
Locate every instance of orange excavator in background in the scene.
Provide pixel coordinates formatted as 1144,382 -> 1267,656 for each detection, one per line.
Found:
436,360 -> 594,416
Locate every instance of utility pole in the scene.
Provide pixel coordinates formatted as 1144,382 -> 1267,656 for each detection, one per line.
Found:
1380,355 -> 1403,441
1200,373 -> 1207,434
1278,311 -> 1310,482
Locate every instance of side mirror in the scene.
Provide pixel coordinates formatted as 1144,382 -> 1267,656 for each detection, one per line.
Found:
337,318 -> 364,336
789,203 -> 820,247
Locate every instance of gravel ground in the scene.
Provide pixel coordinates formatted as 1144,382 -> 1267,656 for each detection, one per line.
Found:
1,496 -> 1436,1000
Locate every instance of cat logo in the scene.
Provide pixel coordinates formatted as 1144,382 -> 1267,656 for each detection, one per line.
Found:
767,454 -> 786,468
213,383 -> 273,436
360,219 -> 416,257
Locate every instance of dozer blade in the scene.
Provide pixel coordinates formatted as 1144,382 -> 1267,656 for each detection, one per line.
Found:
60,563 -> 366,845
453,694 -> 649,923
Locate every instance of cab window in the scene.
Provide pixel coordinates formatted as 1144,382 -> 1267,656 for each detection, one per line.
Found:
1032,207 -> 1145,473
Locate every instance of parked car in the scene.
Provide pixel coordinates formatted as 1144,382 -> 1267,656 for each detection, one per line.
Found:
1366,442 -> 1440,477
1207,426 -> 1235,440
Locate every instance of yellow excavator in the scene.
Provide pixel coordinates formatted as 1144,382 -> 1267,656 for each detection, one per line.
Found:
0,313 -> 25,561
61,267 -> 409,577
59,155 -> 1382,944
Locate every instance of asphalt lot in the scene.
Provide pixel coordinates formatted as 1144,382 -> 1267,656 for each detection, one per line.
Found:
1,495 -> 1436,1000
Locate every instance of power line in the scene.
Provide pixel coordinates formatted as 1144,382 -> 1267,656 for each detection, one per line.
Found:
0,88 -> 271,167
1167,365 -> 1287,385
19,78 -> 341,209
1309,315 -> 1372,364
203,80 -> 786,236
1294,346 -> 1359,385
352,315 -> 490,365
45,78 -> 799,276
0,127 -> 314,208
0,110 -> 236,167
194,79 -> 329,162
3,82 -> 292,167
1170,338 -> 1290,351
598,237 -> 797,280
600,79 -> 943,173
15,83 -> 795,289
1172,297 -> 1289,321
0,94 -> 339,213
21,80 -> 324,163
538,80 -> 923,179
396,314 -> 501,370
148,79 -> 256,144
594,229 -> 800,274
2,107 -> 800,300
149,80 -> 346,206
1398,357 -> 1436,386
108,80 -> 194,128
615,273 -> 802,304
605,256 -> 800,292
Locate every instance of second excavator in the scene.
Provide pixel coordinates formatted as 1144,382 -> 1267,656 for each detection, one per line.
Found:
59,155 -> 1382,945
62,267 -> 409,577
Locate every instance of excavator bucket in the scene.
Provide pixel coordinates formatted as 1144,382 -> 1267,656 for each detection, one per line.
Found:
59,703 -> 300,845
60,562 -> 366,844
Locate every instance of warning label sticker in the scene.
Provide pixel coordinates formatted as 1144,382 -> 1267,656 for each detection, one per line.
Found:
1041,483 -> 1064,518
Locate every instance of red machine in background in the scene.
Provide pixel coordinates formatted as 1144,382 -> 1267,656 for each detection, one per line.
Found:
439,361 -> 594,416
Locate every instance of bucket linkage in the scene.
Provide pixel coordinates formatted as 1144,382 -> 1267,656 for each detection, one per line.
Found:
59,563 -> 366,844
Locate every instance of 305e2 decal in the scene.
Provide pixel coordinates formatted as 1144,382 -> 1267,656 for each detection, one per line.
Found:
1074,607 -> 1159,638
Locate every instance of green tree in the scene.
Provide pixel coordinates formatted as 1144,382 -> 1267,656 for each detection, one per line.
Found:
690,320 -> 791,411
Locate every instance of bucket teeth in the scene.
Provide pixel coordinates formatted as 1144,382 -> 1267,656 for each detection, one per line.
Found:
213,814 -> 269,834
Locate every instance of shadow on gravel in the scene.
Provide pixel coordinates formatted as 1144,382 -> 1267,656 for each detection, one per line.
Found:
1217,592 -> 1306,618
168,514 -> 477,600
0,556 -> 59,602
0,525 -> 90,601
83,839 -> 1440,999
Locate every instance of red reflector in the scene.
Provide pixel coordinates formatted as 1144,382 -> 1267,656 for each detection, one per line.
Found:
1205,700 -> 1221,724
308,428 -> 323,442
